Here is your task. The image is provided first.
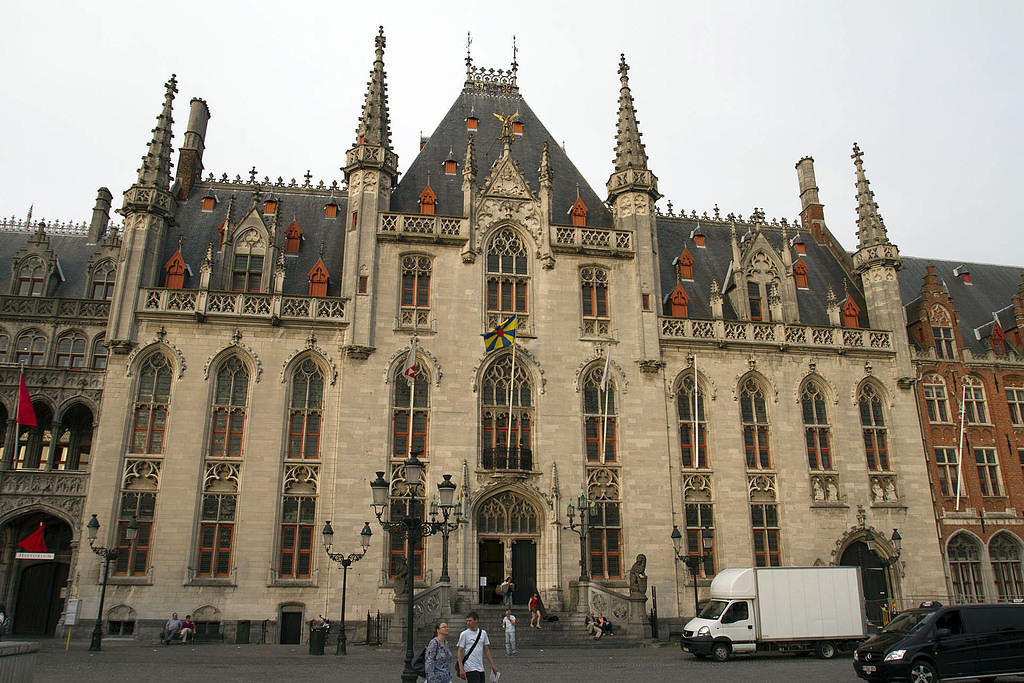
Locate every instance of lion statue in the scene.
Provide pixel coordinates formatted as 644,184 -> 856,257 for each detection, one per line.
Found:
628,553 -> 648,597
392,556 -> 410,597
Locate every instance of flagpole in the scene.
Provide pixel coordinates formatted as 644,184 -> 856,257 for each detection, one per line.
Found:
955,382 -> 967,511
693,355 -> 699,467
506,322 -> 517,465
406,339 -> 416,460
601,349 -> 611,462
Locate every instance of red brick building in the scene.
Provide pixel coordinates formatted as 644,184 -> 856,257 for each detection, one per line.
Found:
901,263 -> 1024,602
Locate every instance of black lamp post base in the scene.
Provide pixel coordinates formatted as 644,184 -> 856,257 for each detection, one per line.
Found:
89,627 -> 103,652
336,629 -> 347,655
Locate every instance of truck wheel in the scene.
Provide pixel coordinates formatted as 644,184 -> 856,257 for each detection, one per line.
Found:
816,641 -> 836,659
711,642 -> 731,662
908,659 -> 938,683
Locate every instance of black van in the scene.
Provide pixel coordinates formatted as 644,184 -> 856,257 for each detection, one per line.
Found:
853,603 -> 1024,682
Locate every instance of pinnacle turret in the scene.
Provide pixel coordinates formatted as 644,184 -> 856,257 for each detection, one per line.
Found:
355,26 -> 393,150
613,54 -> 648,172
137,74 -> 177,189
852,142 -> 890,250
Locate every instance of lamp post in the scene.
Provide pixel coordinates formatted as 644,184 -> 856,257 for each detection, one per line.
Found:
369,453 -> 458,683
86,514 -> 138,652
428,474 -> 462,583
672,524 -> 714,615
322,520 -> 372,655
564,489 -> 596,582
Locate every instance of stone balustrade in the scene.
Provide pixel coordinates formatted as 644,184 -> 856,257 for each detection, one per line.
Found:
378,213 -> 466,241
660,317 -> 893,352
553,225 -> 633,254
0,295 -> 110,321
140,289 -> 346,323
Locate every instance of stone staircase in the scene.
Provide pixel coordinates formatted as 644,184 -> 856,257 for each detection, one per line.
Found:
415,604 -> 640,649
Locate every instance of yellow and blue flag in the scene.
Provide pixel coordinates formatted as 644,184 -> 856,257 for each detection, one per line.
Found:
483,316 -> 517,352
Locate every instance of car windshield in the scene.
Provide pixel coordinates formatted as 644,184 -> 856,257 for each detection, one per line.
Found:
699,600 -> 729,620
883,611 -> 932,634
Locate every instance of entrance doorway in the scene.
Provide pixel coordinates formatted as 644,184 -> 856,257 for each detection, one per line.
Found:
279,609 -> 303,644
476,490 -> 541,606
511,540 -> 536,605
840,540 -> 890,624
4,513 -> 73,636
479,540 -> 504,604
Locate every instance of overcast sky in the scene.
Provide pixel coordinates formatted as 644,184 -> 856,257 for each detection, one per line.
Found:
2,1 -> 1021,267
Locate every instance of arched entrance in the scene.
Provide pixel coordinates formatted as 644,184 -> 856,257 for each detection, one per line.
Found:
840,540 -> 890,625
3,512 -> 73,636
476,490 -> 541,606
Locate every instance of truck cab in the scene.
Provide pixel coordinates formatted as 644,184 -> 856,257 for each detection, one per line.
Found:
681,568 -> 759,660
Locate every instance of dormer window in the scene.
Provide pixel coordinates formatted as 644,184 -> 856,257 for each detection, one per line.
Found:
842,295 -> 861,328
953,265 -> 972,284
285,221 -> 302,255
748,281 -> 764,322
677,249 -> 694,281
308,259 -> 329,297
793,258 -> 809,289
444,160 -> 457,175
694,234 -> 706,248
466,116 -> 478,131
201,197 -> 215,212
419,185 -> 436,216
324,203 -> 338,219
16,259 -> 46,297
991,320 -> 1006,355
570,197 -> 588,228
164,250 -> 187,289
263,200 -> 277,215
512,121 -> 523,135
795,242 -> 806,255
670,282 -> 689,318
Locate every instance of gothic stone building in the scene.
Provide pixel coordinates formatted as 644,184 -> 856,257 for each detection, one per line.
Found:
12,28 -> 1019,641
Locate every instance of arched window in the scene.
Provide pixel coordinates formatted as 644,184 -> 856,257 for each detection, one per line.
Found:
231,231 -> 265,292
210,358 -> 249,458
400,255 -> 432,329
14,329 -> 47,367
740,379 -> 771,469
859,384 -> 890,471
16,258 -> 46,296
392,364 -> 429,461
931,306 -> 956,359
963,376 -> 988,425
587,468 -> 622,579
55,332 -> 87,368
948,535 -> 984,603
278,465 -> 317,580
580,267 -> 609,336
677,375 -> 707,468
485,228 -> 529,329
583,364 -> 616,463
288,360 -> 323,460
990,534 -> 1024,602
801,382 -> 832,470
91,261 -> 117,300
199,463 -> 238,578
131,354 -> 172,454
92,336 -> 108,371
481,354 -> 533,472
923,375 -> 950,423
54,403 -> 93,471
15,401 -> 52,470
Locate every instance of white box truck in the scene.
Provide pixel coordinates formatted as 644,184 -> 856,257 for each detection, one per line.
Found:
680,566 -> 867,661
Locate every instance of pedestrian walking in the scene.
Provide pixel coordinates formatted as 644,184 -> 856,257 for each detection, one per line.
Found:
456,611 -> 498,683
499,575 -> 515,610
424,620 -> 453,683
528,591 -> 542,629
501,609 -> 517,655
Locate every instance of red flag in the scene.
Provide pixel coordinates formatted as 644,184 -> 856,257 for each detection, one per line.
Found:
401,338 -> 418,384
18,523 -> 47,553
16,371 -> 36,427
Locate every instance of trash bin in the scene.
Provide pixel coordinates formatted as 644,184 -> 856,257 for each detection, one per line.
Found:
309,624 -> 327,655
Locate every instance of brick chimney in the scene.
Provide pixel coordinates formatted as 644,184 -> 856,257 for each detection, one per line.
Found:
175,98 -> 211,200
88,187 -> 112,242
796,156 -> 827,244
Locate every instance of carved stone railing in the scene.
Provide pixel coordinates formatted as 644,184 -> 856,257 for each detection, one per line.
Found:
139,288 -> 347,323
660,317 -> 893,352
0,295 -> 110,321
378,213 -> 467,241
0,470 -> 89,522
552,225 -> 633,255
411,582 -> 446,628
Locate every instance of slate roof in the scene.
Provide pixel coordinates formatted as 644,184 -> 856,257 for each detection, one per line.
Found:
899,257 -> 1023,354
168,184 -> 349,297
0,228 -> 107,298
391,89 -> 612,226
655,217 -> 865,326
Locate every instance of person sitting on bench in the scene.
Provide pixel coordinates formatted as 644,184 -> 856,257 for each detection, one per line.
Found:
178,615 -> 195,643
161,612 -> 182,645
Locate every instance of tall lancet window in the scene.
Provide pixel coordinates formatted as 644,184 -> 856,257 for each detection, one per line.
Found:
583,364 -> 616,463
485,228 -> 529,330
677,375 -> 707,469
481,354 -> 533,472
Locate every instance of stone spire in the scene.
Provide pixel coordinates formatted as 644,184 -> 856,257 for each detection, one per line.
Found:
355,26 -> 392,150
606,55 -> 658,203
851,142 -> 900,274
463,135 -> 477,183
852,142 -> 890,250
137,75 -> 177,190
613,54 -> 647,172
539,140 -> 553,188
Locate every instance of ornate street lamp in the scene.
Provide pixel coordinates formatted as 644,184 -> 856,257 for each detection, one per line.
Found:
428,474 -> 462,583
564,489 -> 597,582
865,528 -> 903,566
369,461 -> 458,683
86,514 -> 138,652
672,524 -> 714,614
322,520 -> 372,655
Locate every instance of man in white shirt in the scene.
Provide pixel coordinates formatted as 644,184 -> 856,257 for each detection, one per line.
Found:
501,609 -> 517,655
457,611 -> 498,683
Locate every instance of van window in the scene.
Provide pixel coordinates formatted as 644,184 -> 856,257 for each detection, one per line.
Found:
974,605 -> 1024,632
722,602 -> 749,624
934,610 -> 964,635
698,600 -> 729,620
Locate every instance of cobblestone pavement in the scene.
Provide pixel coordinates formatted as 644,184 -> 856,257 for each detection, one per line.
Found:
30,638 -> 1024,682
